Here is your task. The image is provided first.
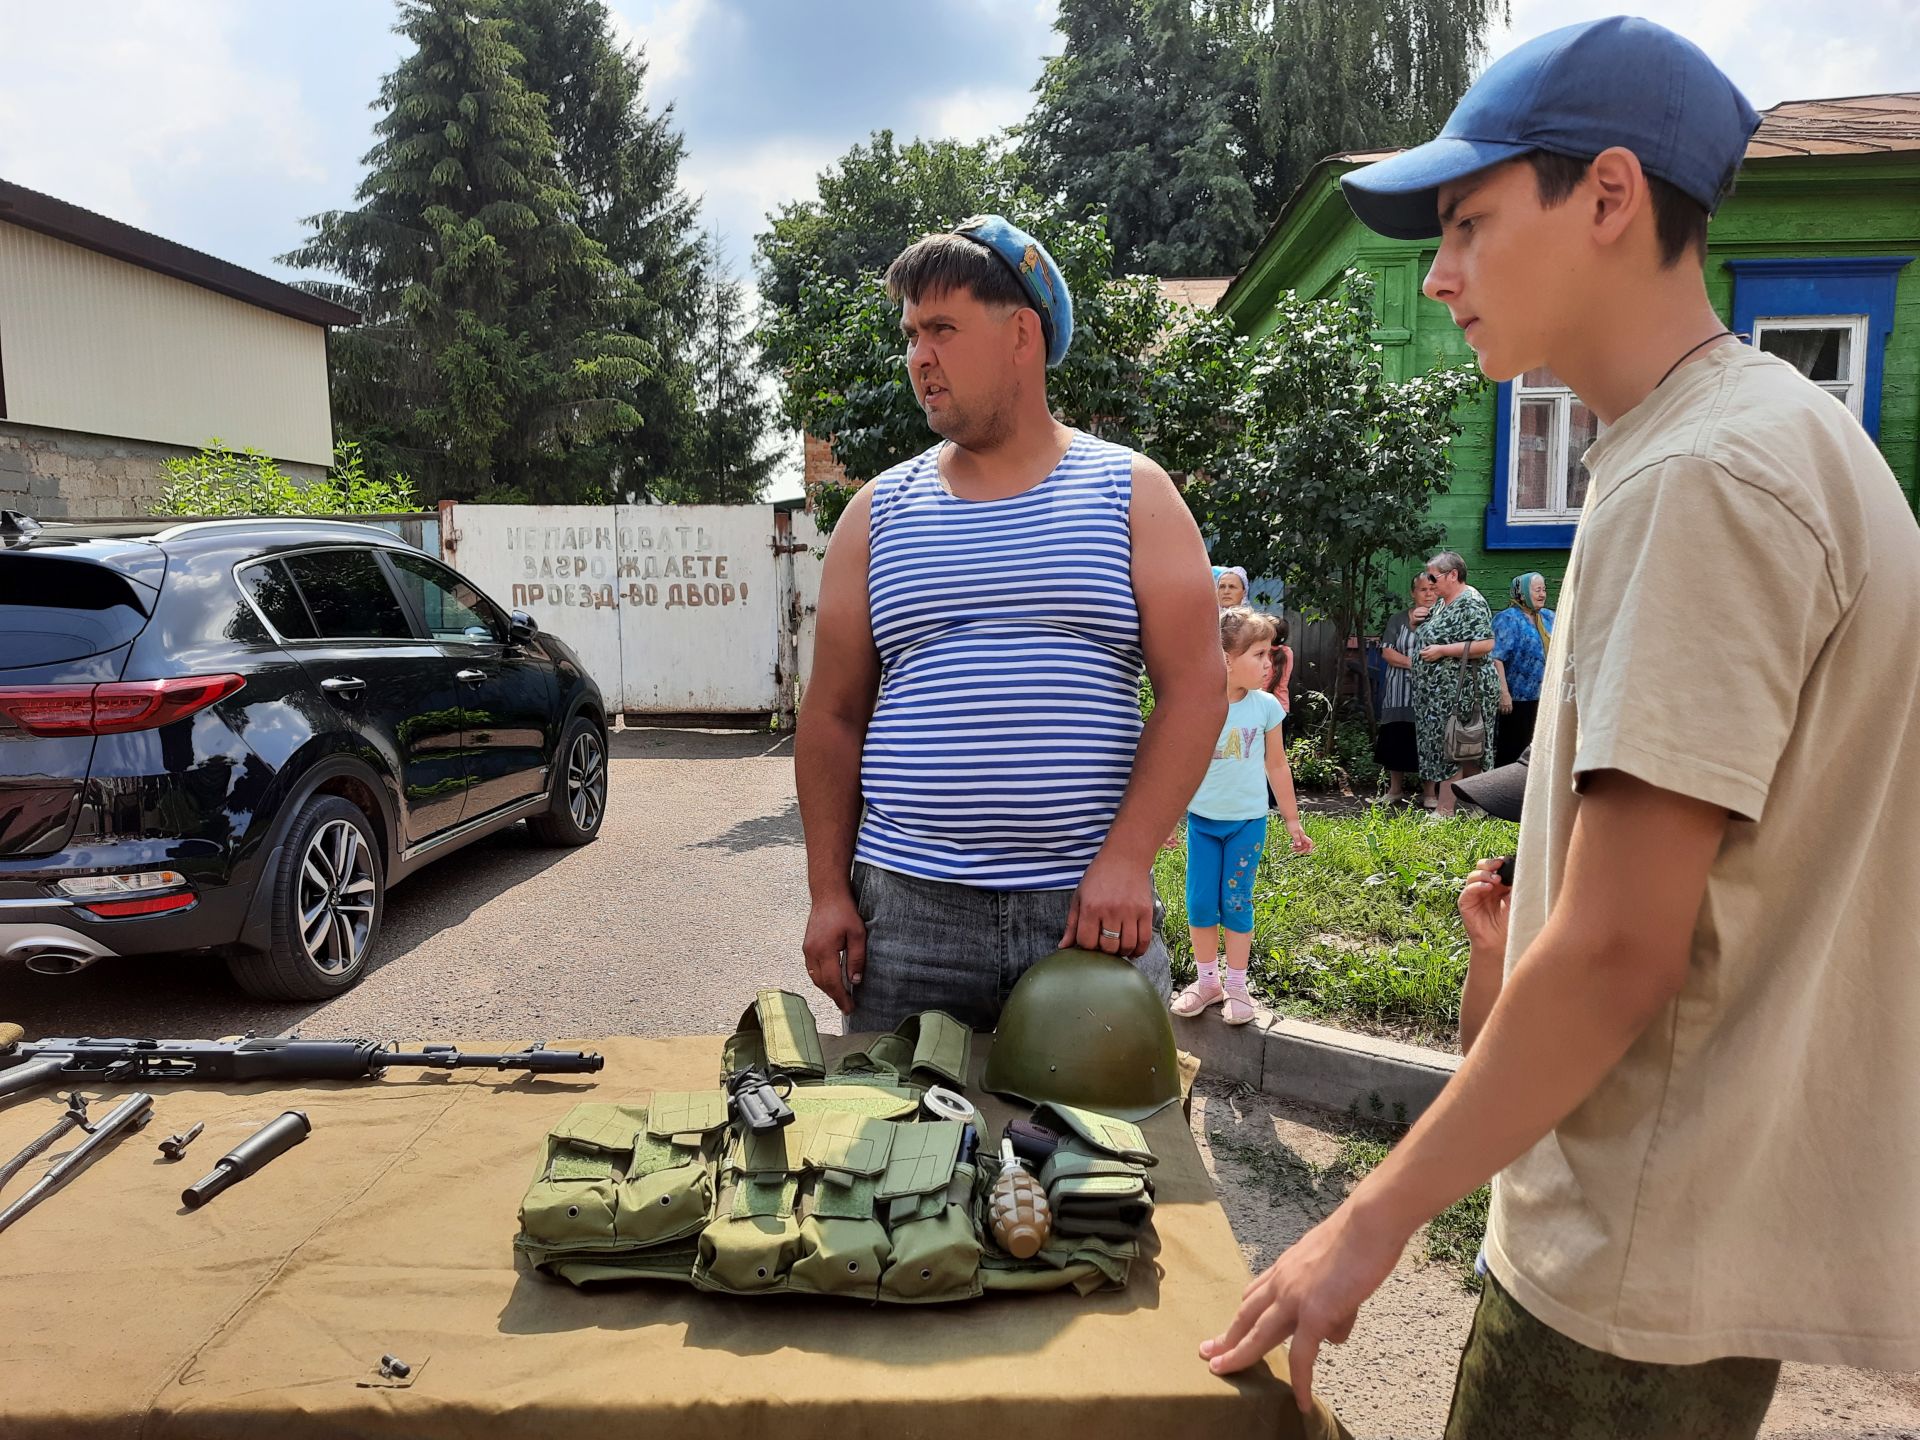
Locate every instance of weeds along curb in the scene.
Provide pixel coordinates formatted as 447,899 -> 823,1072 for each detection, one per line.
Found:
1175,1007 -> 1459,1123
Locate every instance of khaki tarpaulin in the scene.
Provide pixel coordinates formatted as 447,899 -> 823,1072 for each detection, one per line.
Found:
0,1033 -> 1347,1439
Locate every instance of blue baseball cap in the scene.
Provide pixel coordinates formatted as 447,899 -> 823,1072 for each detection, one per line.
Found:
953,214 -> 1075,367
1341,16 -> 1760,241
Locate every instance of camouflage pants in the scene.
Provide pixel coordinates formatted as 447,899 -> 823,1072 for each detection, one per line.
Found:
1444,1274 -> 1779,1440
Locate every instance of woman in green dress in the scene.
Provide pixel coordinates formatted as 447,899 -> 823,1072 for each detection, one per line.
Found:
1410,551 -> 1499,816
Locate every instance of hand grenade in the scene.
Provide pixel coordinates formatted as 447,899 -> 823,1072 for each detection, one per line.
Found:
990,1138 -> 1052,1259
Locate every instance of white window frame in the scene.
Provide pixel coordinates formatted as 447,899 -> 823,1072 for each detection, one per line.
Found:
1506,372 -> 1599,526
1751,313 -> 1868,422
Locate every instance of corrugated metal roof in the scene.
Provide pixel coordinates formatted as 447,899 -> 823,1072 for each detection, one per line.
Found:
0,177 -> 358,328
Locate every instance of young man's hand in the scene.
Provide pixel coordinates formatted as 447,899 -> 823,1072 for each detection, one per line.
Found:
1458,856 -> 1511,956
1199,1199 -> 1409,1409
802,889 -> 866,1014
1285,821 -> 1314,855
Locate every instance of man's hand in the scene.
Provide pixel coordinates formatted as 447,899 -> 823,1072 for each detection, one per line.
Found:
802,888 -> 866,1014
1061,847 -> 1156,958
1199,1199 -> 1409,1410
1459,856 -> 1511,956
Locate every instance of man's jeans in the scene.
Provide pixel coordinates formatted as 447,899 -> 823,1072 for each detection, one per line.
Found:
844,861 -> 1173,1034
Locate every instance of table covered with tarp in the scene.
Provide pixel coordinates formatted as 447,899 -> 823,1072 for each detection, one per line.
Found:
0,1032 -> 1345,1439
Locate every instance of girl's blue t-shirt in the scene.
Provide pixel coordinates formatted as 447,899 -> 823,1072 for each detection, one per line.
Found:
1189,690 -> 1286,821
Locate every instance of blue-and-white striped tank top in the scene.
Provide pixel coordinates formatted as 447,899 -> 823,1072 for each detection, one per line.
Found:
855,431 -> 1143,891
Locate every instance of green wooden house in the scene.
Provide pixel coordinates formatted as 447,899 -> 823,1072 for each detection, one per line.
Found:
1217,93 -> 1920,597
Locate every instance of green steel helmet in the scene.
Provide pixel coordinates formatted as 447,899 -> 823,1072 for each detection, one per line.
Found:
984,948 -> 1182,1122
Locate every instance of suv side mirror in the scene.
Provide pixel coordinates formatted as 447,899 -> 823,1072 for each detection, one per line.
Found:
509,609 -> 538,643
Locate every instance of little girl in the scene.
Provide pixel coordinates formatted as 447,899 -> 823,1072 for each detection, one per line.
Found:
1170,607 -> 1314,1025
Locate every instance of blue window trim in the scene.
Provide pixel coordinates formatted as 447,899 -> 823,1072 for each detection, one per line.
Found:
1725,255 -> 1912,439
1486,382 -> 1578,550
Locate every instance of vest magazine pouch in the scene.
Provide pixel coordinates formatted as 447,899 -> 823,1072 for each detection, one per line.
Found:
518,1102 -> 648,1250
876,1120 -> 981,1303
693,1115 -> 816,1294
721,988 -> 826,1081
789,1112 -> 894,1298
619,1088 -> 729,1244
834,1008 -> 972,1089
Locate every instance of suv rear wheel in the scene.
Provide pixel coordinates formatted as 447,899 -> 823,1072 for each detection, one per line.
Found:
526,716 -> 607,847
228,795 -> 385,1000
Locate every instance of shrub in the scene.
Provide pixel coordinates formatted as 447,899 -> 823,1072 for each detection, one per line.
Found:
152,440 -> 416,518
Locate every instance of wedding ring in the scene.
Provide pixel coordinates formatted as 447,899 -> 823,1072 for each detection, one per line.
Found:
1100,928 -> 1122,939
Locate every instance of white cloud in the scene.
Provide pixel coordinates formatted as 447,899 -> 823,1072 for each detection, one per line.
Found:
919,83 -> 1034,144
607,0 -> 707,96
0,0 -> 327,243
1493,1 -> 1920,108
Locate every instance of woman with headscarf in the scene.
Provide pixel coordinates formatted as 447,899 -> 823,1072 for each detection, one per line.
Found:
1212,565 -> 1249,609
1374,571 -> 1438,804
1490,571 -> 1555,767
1411,552 -> 1499,817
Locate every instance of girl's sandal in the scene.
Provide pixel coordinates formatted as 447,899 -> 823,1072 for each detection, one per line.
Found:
1171,980 -> 1226,1017
1222,993 -> 1258,1026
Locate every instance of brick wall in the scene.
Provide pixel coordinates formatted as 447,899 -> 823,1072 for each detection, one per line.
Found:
0,421 -> 324,519
802,433 -> 850,506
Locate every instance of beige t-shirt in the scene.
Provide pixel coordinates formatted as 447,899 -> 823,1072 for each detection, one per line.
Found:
1485,343 -> 1920,1369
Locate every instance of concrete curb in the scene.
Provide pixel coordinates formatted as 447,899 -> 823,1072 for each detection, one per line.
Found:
1174,1006 -> 1459,1123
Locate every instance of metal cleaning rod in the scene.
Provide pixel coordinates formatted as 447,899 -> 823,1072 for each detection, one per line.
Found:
0,1091 -> 153,1236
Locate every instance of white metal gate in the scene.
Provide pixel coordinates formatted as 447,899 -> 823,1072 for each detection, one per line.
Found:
439,502 -> 821,724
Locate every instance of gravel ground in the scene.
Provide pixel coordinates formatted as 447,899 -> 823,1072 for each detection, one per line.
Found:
7,728 -> 1915,1437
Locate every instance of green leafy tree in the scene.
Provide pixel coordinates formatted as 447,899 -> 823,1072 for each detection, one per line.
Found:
500,0 -> 707,499
755,131 -> 1019,320
1188,270 -> 1484,739
1019,0 -> 1505,277
1021,0 -> 1261,276
284,0 -> 649,502
152,441 -> 416,517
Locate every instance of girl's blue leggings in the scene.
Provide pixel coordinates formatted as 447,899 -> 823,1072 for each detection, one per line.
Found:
1184,813 -> 1267,934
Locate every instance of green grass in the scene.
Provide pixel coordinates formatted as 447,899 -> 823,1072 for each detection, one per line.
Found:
1328,1131 -> 1491,1292
1157,806 -> 1518,1046
1208,1124 -> 1490,1292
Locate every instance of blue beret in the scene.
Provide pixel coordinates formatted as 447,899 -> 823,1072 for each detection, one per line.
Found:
953,214 -> 1074,368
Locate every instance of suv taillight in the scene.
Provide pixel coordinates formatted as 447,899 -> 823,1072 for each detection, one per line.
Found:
0,676 -> 247,736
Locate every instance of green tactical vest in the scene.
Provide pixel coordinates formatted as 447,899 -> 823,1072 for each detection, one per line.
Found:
514,990 -> 1158,1302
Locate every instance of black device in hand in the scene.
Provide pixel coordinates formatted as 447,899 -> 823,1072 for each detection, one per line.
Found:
1496,856 -> 1514,887
723,1067 -> 795,1132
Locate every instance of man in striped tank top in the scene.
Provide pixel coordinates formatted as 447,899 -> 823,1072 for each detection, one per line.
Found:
796,216 -> 1227,1033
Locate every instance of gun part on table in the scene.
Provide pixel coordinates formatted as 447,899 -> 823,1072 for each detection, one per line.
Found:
182,1110 -> 311,1209
0,1093 -> 93,1193
0,1024 -> 604,1106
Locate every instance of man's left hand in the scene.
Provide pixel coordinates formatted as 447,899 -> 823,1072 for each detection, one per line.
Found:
1199,1197 -> 1408,1410
1060,848 -> 1156,957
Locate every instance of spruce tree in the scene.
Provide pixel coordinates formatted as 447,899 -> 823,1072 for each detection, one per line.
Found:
687,241 -> 780,504
500,0 -> 706,500
285,0 -> 648,501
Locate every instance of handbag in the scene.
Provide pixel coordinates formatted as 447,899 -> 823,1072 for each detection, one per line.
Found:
1443,649 -> 1487,764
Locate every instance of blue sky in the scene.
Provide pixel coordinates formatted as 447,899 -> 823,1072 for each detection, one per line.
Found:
0,0 -> 1912,490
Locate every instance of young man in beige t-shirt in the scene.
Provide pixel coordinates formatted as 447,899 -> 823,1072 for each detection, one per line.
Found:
1201,16 -> 1920,1437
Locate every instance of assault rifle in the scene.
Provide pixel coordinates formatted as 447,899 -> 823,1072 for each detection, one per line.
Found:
0,1023 -> 603,1104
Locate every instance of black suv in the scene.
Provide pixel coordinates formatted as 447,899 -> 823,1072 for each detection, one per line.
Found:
0,515 -> 608,999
